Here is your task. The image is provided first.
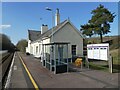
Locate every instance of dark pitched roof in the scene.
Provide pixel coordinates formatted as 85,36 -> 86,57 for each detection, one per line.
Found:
42,19 -> 84,39
28,30 -> 41,41
39,20 -> 67,39
28,19 -> 84,42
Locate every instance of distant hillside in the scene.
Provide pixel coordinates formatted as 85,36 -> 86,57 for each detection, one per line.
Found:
84,35 -> 120,50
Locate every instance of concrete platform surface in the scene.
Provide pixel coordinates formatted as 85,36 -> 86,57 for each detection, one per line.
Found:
17,52 -> 119,89
9,52 -> 33,88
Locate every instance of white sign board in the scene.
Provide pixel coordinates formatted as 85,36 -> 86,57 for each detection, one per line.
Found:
87,43 -> 109,61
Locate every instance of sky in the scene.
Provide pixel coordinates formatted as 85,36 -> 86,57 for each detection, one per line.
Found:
1,2 -> 118,45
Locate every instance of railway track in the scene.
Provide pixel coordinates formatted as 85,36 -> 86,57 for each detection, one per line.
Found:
0,52 -> 14,89
0,53 -> 10,64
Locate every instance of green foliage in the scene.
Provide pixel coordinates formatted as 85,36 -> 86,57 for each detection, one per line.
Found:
16,39 -> 28,52
81,24 -> 94,37
0,33 -> 15,51
80,4 -> 116,42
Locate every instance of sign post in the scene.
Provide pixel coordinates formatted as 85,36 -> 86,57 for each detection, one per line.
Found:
87,43 -> 110,72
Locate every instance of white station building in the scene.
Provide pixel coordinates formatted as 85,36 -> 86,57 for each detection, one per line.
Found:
26,8 -> 84,62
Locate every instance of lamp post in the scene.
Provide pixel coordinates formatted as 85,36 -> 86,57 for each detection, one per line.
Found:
46,7 -> 54,72
46,7 -> 54,43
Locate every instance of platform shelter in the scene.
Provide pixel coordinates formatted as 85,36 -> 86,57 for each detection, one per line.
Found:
42,42 -> 70,74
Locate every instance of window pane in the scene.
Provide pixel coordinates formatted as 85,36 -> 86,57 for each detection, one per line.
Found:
71,45 -> 76,56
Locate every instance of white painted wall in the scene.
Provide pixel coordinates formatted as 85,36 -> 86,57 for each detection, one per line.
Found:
52,23 -> 83,58
42,38 -> 51,54
43,38 -> 50,44
29,38 -> 50,58
26,40 -> 31,53
26,22 -> 83,60
30,41 -> 42,58
26,47 -> 28,53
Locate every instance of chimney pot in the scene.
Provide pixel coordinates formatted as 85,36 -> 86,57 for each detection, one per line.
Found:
41,24 -> 48,34
55,8 -> 60,26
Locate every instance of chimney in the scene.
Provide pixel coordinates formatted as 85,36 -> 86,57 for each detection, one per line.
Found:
41,24 -> 48,34
55,8 -> 60,26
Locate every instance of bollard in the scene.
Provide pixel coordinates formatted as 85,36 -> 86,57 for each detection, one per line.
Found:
85,56 -> 89,69
109,55 -> 113,73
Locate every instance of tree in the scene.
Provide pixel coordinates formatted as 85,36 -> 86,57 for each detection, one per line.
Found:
16,39 -> 28,52
81,24 -> 94,37
80,4 -> 116,42
0,33 -> 15,51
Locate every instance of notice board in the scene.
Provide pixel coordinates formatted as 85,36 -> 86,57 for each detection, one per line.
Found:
87,43 -> 109,61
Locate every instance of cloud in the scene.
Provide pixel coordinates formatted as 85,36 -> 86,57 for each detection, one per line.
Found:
0,25 -> 11,29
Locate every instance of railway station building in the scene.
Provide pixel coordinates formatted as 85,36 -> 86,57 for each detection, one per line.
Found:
26,8 -> 84,63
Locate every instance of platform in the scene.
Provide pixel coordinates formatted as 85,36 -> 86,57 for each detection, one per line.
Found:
8,52 -> 119,89
9,52 -> 33,88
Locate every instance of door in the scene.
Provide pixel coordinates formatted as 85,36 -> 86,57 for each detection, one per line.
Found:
71,45 -> 76,62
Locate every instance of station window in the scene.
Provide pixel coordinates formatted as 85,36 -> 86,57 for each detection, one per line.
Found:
36,46 -> 38,54
71,45 -> 76,57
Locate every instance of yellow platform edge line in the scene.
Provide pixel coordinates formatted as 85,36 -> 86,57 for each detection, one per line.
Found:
18,53 -> 39,90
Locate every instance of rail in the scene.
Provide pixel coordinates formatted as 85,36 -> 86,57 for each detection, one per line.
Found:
0,53 -> 10,64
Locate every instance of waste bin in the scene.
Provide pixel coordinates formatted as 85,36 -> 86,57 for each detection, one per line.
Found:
75,58 -> 82,66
